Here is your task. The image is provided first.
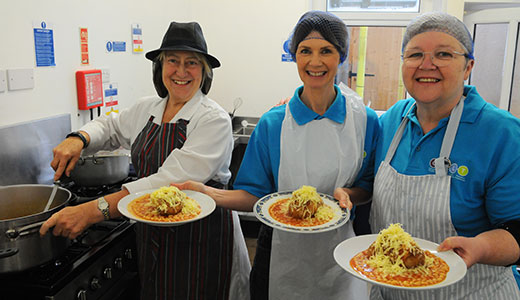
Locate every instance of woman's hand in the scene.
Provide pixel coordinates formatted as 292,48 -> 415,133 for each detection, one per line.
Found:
39,201 -> 101,239
438,229 -> 520,268
171,180 -> 208,194
438,236 -> 481,268
50,137 -> 84,181
333,187 -> 353,210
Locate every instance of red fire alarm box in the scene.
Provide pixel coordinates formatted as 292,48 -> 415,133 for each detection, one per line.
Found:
76,69 -> 103,110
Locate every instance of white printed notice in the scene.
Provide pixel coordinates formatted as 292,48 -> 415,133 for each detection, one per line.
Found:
132,23 -> 143,53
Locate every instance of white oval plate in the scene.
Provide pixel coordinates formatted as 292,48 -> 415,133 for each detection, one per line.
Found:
253,191 -> 350,234
333,234 -> 467,290
118,189 -> 216,227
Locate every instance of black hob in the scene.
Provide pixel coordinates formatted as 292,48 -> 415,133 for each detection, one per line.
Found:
0,179 -> 140,300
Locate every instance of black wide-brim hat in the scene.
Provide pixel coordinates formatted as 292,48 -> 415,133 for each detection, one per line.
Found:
145,21 -> 220,68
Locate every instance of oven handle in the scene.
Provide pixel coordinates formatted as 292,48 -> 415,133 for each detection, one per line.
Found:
5,221 -> 45,240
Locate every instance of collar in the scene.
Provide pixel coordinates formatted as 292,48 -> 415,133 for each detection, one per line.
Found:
402,85 -> 486,126
288,85 -> 346,126
149,89 -> 204,124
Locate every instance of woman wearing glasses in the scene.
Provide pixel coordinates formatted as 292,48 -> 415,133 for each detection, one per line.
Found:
336,12 -> 520,299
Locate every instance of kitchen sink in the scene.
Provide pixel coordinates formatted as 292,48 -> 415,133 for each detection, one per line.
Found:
231,116 -> 259,147
233,126 -> 255,136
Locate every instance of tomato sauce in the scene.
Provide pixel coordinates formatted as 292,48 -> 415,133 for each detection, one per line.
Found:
268,198 -> 332,227
349,249 -> 449,287
128,194 -> 201,222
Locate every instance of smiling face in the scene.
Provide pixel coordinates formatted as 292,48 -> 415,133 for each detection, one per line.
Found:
295,31 -> 340,92
161,51 -> 203,104
402,31 -> 474,108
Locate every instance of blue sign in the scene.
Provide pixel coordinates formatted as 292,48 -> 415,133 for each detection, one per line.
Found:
281,39 -> 293,62
34,27 -> 56,67
106,41 -> 113,52
113,41 -> 126,52
104,87 -> 118,97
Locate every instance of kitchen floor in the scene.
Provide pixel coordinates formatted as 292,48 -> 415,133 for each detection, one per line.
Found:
240,219 -> 260,265
245,237 -> 257,265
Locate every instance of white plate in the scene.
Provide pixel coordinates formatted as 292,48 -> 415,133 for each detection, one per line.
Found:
118,189 -> 216,227
333,234 -> 467,290
253,191 -> 350,233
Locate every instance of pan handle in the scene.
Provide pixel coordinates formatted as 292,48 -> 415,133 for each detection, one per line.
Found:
5,221 -> 45,240
0,248 -> 19,259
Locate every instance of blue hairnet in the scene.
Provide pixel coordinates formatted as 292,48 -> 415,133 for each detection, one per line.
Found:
289,11 -> 349,63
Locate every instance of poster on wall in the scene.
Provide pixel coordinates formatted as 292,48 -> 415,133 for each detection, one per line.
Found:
103,83 -> 119,115
132,23 -> 143,53
33,21 -> 56,67
79,28 -> 89,65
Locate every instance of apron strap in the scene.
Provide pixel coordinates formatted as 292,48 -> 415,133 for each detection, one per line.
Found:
384,103 -> 416,163
435,96 -> 465,176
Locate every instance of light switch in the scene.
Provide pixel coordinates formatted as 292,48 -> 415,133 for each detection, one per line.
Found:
7,68 -> 34,91
0,70 -> 6,92
101,68 -> 110,83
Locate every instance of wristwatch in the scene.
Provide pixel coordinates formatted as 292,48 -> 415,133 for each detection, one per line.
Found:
97,197 -> 110,220
66,131 -> 89,149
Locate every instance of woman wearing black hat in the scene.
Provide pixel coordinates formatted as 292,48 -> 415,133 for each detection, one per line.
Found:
173,11 -> 378,300
41,21 -> 251,300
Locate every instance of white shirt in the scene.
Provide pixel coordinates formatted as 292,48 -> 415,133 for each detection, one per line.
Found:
80,90 -> 233,194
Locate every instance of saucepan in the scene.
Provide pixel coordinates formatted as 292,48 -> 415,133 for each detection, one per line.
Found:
0,184 -> 72,273
70,150 -> 130,187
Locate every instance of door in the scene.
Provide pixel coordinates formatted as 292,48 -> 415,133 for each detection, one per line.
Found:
464,7 -> 520,117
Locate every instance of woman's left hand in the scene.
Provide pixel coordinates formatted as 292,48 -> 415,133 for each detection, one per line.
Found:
333,187 -> 353,210
438,236 -> 481,268
438,229 -> 520,268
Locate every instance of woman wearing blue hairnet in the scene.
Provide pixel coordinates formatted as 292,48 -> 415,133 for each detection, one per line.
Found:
173,10 -> 379,300
338,11 -> 520,299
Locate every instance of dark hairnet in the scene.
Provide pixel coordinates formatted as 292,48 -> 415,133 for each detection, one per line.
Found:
402,12 -> 474,59
289,11 -> 349,63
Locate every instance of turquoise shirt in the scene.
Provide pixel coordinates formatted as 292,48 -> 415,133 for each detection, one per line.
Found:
234,85 -> 380,201
375,85 -> 520,237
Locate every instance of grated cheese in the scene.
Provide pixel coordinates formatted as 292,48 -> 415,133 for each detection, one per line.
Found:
366,223 -> 433,276
148,186 -> 187,213
289,185 -> 323,219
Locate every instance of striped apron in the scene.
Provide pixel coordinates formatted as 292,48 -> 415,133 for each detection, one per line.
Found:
370,98 -> 520,299
131,116 -> 234,300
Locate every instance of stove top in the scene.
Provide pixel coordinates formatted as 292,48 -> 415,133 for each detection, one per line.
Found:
0,177 -> 140,300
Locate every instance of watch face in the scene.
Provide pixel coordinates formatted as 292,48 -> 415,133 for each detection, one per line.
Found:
98,199 -> 109,210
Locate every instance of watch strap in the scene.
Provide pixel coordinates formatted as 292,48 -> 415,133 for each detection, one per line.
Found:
66,131 -> 88,149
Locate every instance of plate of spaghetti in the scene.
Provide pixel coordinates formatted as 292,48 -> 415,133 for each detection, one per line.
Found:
253,185 -> 350,233
333,223 -> 467,290
118,186 -> 216,226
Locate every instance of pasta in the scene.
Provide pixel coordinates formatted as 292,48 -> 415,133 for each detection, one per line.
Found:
269,186 -> 335,227
349,224 -> 449,287
128,186 -> 201,222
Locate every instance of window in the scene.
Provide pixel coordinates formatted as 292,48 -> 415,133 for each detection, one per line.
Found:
346,26 -> 406,110
328,0 -> 420,13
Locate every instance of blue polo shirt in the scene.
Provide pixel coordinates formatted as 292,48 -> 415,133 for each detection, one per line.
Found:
234,85 -> 380,201
375,85 -> 520,237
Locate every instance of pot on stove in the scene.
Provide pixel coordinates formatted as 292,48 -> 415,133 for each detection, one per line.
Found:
0,184 -> 72,273
70,151 -> 130,187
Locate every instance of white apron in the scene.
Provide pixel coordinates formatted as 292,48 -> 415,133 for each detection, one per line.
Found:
270,84 -> 369,300
370,97 -> 520,300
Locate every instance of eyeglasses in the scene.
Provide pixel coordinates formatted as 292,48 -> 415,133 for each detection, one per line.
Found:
164,57 -> 202,70
401,49 -> 468,68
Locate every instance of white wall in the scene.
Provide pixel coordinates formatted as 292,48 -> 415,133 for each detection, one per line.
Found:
0,0 -> 309,129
